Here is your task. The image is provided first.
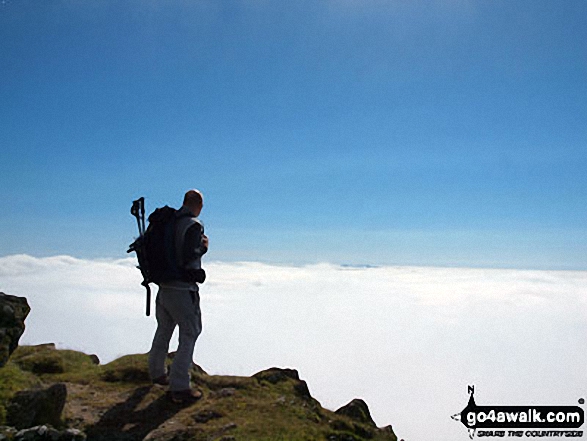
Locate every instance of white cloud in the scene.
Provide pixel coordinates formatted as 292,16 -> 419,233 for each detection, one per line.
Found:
0,254 -> 585,441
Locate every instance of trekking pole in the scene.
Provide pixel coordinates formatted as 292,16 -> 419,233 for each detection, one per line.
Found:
139,197 -> 146,235
138,198 -> 150,315
131,197 -> 145,235
129,197 -> 151,316
143,281 -> 151,316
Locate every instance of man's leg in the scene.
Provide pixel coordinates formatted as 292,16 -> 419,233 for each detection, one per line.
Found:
159,288 -> 202,392
148,288 -> 176,381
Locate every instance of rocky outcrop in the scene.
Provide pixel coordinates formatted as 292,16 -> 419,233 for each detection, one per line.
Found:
253,367 -> 314,400
335,398 -> 377,426
0,293 -> 30,368
0,346 -> 398,440
333,399 -> 399,440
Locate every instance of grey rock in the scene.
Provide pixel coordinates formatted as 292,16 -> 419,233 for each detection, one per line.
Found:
30,344 -> 55,350
0,426 -> 18,441
0,293 -> 30,368
214,388 -> 236,398
293,379 -> 312,399
7,384 -> 67,430
221,423 -> 237,432
13,425 -> 86,441
14,425 -> 60,441
253,367 -> 300,384
193,409 -> 223,424
335,399 -> 377,427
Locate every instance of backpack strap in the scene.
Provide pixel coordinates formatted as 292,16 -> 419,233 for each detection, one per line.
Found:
174,210 -> 199,269
182,222 -> 207,266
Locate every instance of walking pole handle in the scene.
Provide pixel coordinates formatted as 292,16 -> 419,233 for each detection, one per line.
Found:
131,197 -> 146,235
143,281 -> 151,316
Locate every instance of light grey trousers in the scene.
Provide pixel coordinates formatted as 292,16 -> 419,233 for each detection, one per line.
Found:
148,285 -> 202,391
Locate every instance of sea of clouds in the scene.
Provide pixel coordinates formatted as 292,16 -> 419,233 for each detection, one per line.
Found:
0,254 -> 585,441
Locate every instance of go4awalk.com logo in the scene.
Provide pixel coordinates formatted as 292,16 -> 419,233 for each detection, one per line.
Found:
452,386 -> 585,439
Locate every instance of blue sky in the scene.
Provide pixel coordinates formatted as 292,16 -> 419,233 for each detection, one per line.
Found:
1,0 -> 586,269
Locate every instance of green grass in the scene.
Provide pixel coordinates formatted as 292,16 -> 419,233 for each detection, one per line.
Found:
10,345 -> 101,384
0,362 -> 40,424
100,353 -> 151,384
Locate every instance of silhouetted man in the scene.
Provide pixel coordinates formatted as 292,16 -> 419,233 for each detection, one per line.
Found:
148,189 -> 208,403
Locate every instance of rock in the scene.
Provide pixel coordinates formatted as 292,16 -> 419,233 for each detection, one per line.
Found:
30,344 -> 56,350
193,409 -> 223,424
61,429 -> 87,441
213,388 -> 236,398
253,367 -> 300,384
13,425 -> 86,441
328,417 -> 376,440
0,293 -> 30,368
0,347 -> 398,440
0,426 -> 18,440
6,384 -> 67,430
293,379 -> 312,399
221,423 -> 237,432
335,399 -> 377,427
14,425 -> 60,441
253,367 -> 314,400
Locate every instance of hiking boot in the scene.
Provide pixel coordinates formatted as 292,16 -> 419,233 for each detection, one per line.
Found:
152,375 -> 170,386
169,389 -> 203,404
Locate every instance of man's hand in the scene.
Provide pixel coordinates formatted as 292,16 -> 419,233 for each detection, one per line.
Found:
202,234 -> 209,249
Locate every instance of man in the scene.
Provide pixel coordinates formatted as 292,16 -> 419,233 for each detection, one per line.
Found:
148,189 -> 208,403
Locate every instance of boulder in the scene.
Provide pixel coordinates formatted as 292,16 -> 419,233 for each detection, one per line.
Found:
6,384 -> 67,430
0,293 -> 30,368
253,367 -> 313,400
335,399 -> 377,427
253,367 -> 301,384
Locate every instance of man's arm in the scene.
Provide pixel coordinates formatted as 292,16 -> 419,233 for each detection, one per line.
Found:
182,222 -> 208,264
181,222 -> 208,283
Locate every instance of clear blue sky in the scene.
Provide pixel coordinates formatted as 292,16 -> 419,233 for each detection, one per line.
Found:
1,0 -> 586,269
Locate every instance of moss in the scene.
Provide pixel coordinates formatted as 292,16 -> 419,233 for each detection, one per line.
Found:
100,353 -> 151,384
196,374 -> 253,391
10,344 -> 53,360
15,351 -> 65,374
12,346 -> 97,373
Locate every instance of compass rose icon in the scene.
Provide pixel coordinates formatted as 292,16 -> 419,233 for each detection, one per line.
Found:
451,385 -> 477,439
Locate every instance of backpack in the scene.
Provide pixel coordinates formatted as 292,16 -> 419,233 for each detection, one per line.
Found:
144,206 -> 188,284
128,198 -> 192,315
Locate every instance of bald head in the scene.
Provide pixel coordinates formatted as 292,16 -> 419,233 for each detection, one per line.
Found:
183,189 -> 203,216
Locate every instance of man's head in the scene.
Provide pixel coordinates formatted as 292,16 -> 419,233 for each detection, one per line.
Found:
183,189 -> 204,216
